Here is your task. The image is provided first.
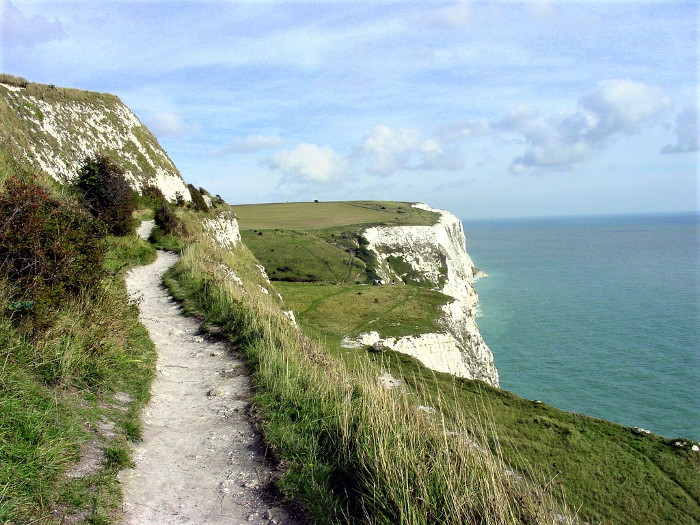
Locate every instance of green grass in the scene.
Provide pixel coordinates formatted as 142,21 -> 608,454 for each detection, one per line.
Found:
276,282 -> 450,345
371,349 -> 700,525
148,225 -> 187,252
241,228 -> 365,283
102,234 -> 157,275
231,201 -> 440,230
164,233 -> 573,525
0,234 -> 157,523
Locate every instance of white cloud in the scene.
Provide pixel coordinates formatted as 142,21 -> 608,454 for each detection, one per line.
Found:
580,78 -> 672,140
213,134 -> 283,155
355,125 -> 464,175
357,125 -> 422,175
417,139 -> 465,171
661,105 -> 700,154
266,143 -> 350,184
1,0 -> 63,47
439,79 -> 674,174
144,112 -> 199,138
510,79 -> 672,172
419,2 -> 472,30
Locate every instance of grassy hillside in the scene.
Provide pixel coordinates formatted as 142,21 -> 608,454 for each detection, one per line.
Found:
0,174 -> 159,522
224,201 -> 700,524
0,74 -> 185,196
163,213 -> 573,524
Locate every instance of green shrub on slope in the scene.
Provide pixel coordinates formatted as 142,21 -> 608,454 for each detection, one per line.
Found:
0,176 -> 105,325
0,171 -> 157,522
73,155 -> 135,236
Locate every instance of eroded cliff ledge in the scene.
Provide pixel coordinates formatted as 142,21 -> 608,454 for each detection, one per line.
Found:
354,203 -> 498,387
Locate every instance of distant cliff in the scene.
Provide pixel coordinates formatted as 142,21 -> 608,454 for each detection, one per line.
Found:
356,204 -> 498,386
0,75 -> 190,201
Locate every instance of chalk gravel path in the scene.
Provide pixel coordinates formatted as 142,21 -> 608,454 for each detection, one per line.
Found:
120,247 -> 301,524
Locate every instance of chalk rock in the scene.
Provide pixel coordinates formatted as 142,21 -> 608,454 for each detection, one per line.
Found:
360,203 -> 498,386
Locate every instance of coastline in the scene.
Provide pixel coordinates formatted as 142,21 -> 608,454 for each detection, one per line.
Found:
464,213 -> 699,441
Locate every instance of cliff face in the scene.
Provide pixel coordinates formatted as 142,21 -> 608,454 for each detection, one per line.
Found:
359,203 -> 498,386
0,79 -> 190,201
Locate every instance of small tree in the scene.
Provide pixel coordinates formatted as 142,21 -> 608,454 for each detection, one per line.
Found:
154,202 -> 187,236
73,155 -> 135,236
140,184 -> 166,209
186,184 -> 209,212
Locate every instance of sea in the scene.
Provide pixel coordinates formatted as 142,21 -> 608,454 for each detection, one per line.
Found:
462,213 -> 699,441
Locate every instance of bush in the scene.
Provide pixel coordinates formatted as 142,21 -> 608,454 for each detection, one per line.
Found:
73,155 -> 135,236
139,184 -> 166,209
0,176 -> 106,316
154,202 -> 187,236
186,184 -> 209,212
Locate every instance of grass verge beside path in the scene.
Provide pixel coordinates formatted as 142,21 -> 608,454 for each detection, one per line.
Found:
0,234 -> 158,524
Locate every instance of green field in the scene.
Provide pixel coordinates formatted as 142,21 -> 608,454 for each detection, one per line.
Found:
276,282 -> 450,346
231,200 -> 439,230
241,228 -> 364,283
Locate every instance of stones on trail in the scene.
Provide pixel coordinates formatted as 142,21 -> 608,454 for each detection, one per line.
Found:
120,250 -> 302,525
220,366 -> 244,378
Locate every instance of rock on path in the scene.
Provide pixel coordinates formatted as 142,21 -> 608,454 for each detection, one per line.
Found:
120,251 -> 301,524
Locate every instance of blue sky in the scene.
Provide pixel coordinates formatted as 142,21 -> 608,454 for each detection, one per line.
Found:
2,0 -> 698,218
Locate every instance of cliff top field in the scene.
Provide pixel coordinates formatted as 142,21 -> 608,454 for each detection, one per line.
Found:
231,200 -> 440,230
232,201 -> 463,356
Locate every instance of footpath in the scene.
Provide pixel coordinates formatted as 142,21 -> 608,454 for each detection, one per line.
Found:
119,222 -> 301,524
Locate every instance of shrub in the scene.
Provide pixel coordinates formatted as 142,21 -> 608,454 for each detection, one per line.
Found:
186,183 -> 209,212
0,176 -> 106,317
73,155 -> 135,236
154,202 -> 187,236
0,73 -> 28,88
139,184 -> 166,209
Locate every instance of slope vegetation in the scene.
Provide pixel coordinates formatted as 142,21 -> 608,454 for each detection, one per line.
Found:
228,200 -> 699,525
0,74 -> 189,200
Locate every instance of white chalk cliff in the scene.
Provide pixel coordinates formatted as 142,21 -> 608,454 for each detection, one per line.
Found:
356,203 -> 499,387
0,81 -> 190,201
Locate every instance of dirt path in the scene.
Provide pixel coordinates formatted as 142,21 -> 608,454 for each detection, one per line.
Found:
120,250 -> 301,524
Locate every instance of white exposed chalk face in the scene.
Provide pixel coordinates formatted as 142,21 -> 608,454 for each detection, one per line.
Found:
357,203 -> 499,386
203,211 -> 241,249
1,86 -> 190,202
283,310 -> 298,327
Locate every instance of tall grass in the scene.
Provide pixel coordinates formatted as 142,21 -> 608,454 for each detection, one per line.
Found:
167,227 -> 574,524
0,234 -> 157,523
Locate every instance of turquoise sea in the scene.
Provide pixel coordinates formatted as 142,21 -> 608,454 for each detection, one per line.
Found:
463,213 -> 699,441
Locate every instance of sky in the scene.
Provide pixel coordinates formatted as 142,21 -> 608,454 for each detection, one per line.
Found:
2,0 -> 698,219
